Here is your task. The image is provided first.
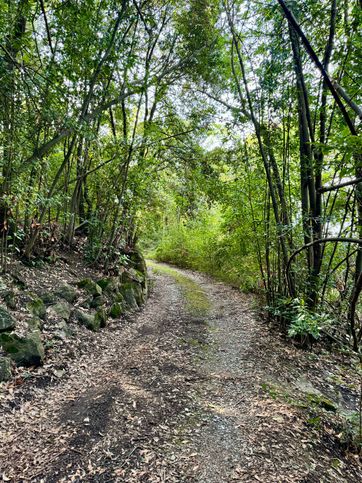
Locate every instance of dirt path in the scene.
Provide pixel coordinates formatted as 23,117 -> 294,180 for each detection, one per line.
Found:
0,262 -> 361,482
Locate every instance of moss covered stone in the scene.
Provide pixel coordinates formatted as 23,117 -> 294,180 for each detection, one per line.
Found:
120,268 -> 145,285
129,250 -> 147,274
0,357 -> 12,381
75,309 -> 100,332
27,317 -> 42,330
132,283 -> 145,306
118,283 -> 139,310
77,278 -> 102,296
55,283 -> 77,303
96,278 -> 111,290
39,291 -> 57,305
0,331 -> 44,367
0,306 -> 16,332
28,296 -> 46,319
109,302 -> 124,318
4,291 -> 17,310
102,277 -> 120,295
47,301 -> 72,321
95,308 -> 107,328
90,295 -> 106,308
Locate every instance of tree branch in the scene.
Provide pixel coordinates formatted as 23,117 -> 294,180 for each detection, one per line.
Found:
319,177 -> 362,193
332,79 -> 362,121
286,238 -> 362,292
277,0 -> 357,136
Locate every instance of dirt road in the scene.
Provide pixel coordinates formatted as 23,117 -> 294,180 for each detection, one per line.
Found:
0,262 -> 361,482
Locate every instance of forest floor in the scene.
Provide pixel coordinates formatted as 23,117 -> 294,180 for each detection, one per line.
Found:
0,260 -> 362,482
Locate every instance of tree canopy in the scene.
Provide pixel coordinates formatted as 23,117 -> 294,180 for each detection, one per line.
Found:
1,0 -> 361,351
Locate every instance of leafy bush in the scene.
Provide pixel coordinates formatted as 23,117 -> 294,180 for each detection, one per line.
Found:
149,208 -> 261,291
268,297 -> 333,342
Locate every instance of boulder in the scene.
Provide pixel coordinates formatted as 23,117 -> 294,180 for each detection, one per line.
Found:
118,283 -> 139,310
77,278 -> 102,296
75,309 -> 100,332
4,291 -> 17,310
120,268 -> 145,286
101,277 -> 120,295
0,306 -> 16,332
129,250 -> 147,274
27,317 -> 42,330
95,308 -> 107,328
109,302 -> 124,319
96,278 -> 112,291
27,296 -> 46,319
0,331 -> 44,367
39,291 -> 57,306
0,357 -> 12,381
90,295 -> 106,309
55,283 -> 77,303
46,301 -> 72,321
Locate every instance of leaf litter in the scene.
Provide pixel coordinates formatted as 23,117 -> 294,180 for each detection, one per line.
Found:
0,260 -> 361,481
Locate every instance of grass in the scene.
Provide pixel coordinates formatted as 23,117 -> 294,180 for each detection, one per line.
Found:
147,260 -> 210,316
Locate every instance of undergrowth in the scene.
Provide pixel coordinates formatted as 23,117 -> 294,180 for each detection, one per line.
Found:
146,211 -> 260,292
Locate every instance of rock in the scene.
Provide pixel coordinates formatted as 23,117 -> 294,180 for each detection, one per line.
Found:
90,295 -> 106,308
0,357 -> 12,381
0,306 -> 16,332
295,376 -> 323,397
39,291 -> 57,305
27,317 -> 42,330
307,393 -> 337,412
95,308 -> 107,328
75,309 -> 100,332
4,290 -> 17,310
120,268 -> 145,285
118,283 -> 139,310
132,283 -> 146,306
295,376 -> 337,412
113,293 -> 126,304
109,302 -> 124,319
80,297 -> 93,309
0,331 -> 44,367
129,250 -> 147,274
77,278 -> 102,296
101,277 -> 120,295
54,320 -> 73,340
0,277 -> 8,295
9,268 -> 26,288
28,296 -> 46,319
47,301 -> 71,321
96,278 -> 111,291
55,283 -> 77,303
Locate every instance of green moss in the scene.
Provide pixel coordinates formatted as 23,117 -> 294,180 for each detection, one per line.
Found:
306,393 -> 337,412
27,297 -> 46,319
147,261 -> 210,316
0,331 -> 44,367
109,302 -> 123,318
75,309 -> 100,332
77,278 -> 102,296
95,308 -> 107,328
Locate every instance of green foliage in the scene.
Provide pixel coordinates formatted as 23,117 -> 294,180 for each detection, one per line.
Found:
339,410 -> 362,450
0,0 -> 361,352
268,297 -> 333,341
150,205 -> 260,291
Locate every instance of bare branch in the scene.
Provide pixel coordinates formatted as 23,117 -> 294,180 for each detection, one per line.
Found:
319,177 -> 362,193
